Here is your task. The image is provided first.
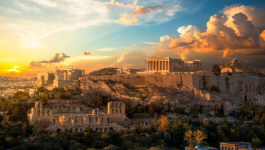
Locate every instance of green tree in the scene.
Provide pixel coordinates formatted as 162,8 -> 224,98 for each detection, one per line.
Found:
148,103 -> 155,114
158,115 -> 170,132
193,129 -> 207,145
212,64 -> 221,76
252,137 -> 262,147
37,87 -> 46,93
185,130 -> 193,144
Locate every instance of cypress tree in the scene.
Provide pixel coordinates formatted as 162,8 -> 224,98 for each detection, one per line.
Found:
220,103 -> 224,114
199,103 -> 203,114
215,104 -> 219,115
250,100 -> 254,111
245,89 -> 247,102
168,100 -> 171,112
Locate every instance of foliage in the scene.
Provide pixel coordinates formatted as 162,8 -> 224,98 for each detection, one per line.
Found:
212,64 -> 221,76
37,87 -> 48,93
173,107 -> 186,115
1,118 -> 265,149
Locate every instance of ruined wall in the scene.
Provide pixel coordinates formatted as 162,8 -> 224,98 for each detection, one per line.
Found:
85,74 -> 182,88
84,74 -> 265,94
53,80 -> 75,88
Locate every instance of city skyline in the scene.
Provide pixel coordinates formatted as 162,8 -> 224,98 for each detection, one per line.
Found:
1,0 -> 265,77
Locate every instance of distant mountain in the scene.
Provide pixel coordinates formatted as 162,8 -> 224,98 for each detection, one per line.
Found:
221,59 -> 255,75
89,67 -> 118,75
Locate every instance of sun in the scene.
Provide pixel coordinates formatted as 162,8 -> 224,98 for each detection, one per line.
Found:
10,69 -> 18,73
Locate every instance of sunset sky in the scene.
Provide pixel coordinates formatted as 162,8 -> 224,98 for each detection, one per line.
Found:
1,0 -> 265,77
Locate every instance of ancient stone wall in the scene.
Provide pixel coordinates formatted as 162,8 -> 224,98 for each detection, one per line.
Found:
84,74 -> 182,88
83,74 -> 265,94
53,80 -> 75,88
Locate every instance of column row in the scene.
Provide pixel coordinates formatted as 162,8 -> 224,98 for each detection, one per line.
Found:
147,61 -> 169,71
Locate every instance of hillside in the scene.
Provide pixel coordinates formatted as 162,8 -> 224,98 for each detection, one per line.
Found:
221,59 -> 255,74
89,67 -> 118,75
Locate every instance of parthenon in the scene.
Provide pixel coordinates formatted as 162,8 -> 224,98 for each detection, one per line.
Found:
146,56 -> 202,73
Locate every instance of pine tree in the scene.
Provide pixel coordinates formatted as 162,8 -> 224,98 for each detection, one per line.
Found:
87,126 -> 90,136
250,99 -> 254,111
245,89 -> 247,102
168,100 -> 171,112
199,103 -> 203,114
220,103 -> 224,114
215,104 -> 219,115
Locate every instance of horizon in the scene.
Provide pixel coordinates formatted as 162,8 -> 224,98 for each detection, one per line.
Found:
1,0 -> 265,78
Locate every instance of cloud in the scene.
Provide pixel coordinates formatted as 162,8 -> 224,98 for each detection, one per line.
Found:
114,15 -> 138,24
0,6 -> 19,14
14,1 -> 40,12
97,48 -> 113,51
1,0 -> 109,49
38,53 -> 70,64
114,1 -> 183,25
143,42 -> 160,45
159,12 -> 265,57
29,61 -> 43,68
153,5 -> 265,67
111,50 -> 147,68
105,0 -> 134,8
115,5 -> 173,24
84,50 -> 91,55
177,25 -> 199,37
221,5 -> 265,32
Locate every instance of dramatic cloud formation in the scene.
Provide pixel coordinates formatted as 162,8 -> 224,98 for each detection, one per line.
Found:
115,5 -> 174,25
111,50 -> 147,68
84,50 -> 91,55
31,53 -> 70,66
157,5 -> 265,62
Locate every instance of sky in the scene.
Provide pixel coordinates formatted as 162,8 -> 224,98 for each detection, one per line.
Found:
0,0 -> 265,77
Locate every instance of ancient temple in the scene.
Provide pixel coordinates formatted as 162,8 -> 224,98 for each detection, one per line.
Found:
146,56 -> 202,73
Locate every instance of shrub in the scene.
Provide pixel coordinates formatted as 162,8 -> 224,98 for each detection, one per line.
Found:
173,107 -> 185,115
39,98 -> 47,105
206,113 -> 212,117
211,85 -> 220,92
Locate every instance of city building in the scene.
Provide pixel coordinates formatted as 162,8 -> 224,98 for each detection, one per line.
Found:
185,145 -> 218,150
220,142 -> 252,150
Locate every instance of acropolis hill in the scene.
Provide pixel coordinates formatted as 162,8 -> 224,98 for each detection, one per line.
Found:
29,56 -> 265,132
